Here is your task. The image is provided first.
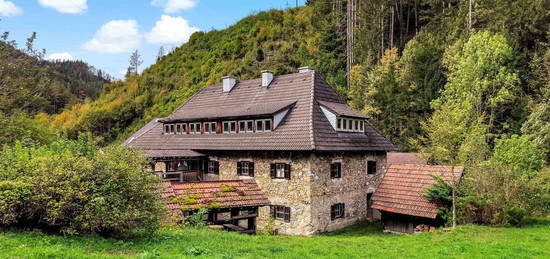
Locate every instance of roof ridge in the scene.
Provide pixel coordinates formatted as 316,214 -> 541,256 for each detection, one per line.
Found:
308,71 -> 316,150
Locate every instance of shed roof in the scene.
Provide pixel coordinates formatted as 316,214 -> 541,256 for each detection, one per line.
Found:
371,164 -> 463,219
125,71 -> 395,152
162,179 -> 270,212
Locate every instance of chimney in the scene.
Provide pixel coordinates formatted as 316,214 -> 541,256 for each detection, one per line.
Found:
222,76 -> 237,92
298,66 -> 314,73
261,70 -> 274,87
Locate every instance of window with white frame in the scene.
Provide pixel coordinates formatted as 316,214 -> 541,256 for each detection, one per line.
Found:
336,117 -> 365,133
189,123 -> 201,134
204,122 -> 216,134
164,124 -> 175,134
239,120 -> 254,133
256,119 -> 272,132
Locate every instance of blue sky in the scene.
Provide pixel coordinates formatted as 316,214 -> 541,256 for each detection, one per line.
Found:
0,0 -> 305,78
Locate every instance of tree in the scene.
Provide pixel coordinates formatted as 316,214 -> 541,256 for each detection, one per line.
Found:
422,31 -> 520,164
128,49 -> 143,75
157,46 -> 165,61
25,32 -> 37,56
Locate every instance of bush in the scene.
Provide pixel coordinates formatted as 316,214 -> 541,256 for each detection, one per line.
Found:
0,136 -> 164,238
458,163 -> 538,226
186,208 -> 208,227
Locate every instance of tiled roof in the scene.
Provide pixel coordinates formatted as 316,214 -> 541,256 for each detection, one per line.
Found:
125,71 -> 396,152
318,100 -> 367,119
387,152 -> 426,165
143,149 -> 205,158
371,164 -> 464,219
123,118 -> 160,146
162,179 -> 270,212
165,100 -> 297,121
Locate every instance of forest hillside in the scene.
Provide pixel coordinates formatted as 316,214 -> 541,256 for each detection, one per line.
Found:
0,41 -> 111,115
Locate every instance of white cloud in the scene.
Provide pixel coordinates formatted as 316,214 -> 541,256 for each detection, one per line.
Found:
151,0 -> 196,13
0,0 -> 22,16
38,0 -> 87,14
82,20 -> 141,54
146,15 -> 199,45
46,52 -> 74,61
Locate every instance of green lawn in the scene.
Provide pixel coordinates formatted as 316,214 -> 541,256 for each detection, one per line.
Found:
0,220 -> 549,259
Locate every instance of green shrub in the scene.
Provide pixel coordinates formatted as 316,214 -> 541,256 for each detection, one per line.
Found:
0,181 -> 32,225
186,208 -> 208,227
504,206 -> 527,226
0,136 -> 164,238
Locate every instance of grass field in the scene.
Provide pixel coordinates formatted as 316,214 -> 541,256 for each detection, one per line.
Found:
0,220 -> 549,259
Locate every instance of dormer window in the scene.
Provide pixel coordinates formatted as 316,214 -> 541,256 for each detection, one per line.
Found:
239,120 -> 254,133
223,121 -> 237,133
204,122 -> 216,134
256,119 -> 272,132
176,123 -> 187,134
190,123 -> 201,134
164,124 -> 175,134
335,118 -> 364,133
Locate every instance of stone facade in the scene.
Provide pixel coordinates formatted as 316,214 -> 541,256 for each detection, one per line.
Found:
198,150 -> 386,236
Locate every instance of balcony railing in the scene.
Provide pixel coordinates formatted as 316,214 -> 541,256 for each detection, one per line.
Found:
155,170 -> 202,182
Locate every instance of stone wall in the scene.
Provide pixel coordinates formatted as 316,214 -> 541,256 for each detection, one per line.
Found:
309,151 -> 387,234
209,151 -> 315,235
204,150 -> 386,236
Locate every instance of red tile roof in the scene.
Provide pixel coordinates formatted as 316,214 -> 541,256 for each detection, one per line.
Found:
162,179 -> 270,212
387,152 -> 426,165
372,164 -> 464,219
124,71 -> 395,152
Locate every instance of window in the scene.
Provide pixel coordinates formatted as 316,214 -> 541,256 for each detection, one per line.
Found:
331,203 -> 345,220
336,118 -> 366,133
164,124 -> 175,134
167,160 -> 187,172
239,120 -> 253,133
271,206 -> 291,222
256,120 -> 263,132
207,160 -> 219,174
222,121 -> 237,133
367,160 -> 377,175
331,162 -> 341,179
204,122 -> 216,134
270,163 -> 290,179
189,123 -> 201,134
223,122 -> 229,133
256,119 -> 272,132
237,161 -> 254,176
176,124 -> 182,134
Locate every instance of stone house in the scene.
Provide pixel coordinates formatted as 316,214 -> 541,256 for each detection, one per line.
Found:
124,67 -> 395,235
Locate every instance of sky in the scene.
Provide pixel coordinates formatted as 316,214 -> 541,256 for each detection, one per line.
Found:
0,0 -> 305,78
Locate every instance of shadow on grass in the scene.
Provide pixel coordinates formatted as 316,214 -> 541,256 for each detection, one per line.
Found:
321,220 -> 387,237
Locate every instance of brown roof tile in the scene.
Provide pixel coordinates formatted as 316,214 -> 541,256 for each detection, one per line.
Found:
125,71 -> 395,152
371,164 -> 464,219
387,152 -> 426,165
162,179 -> 270,212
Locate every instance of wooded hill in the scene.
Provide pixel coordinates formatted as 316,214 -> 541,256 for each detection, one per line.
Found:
46,0 -> 549,163
0,41 -> 111,115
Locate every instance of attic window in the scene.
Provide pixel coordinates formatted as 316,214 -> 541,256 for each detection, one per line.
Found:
223,121 -> 237,133
164,124 -> 175,134
336,118 -> 365,133
176,123 -> 187,134
190,123 -> 201,134
239,120 -> 253,133
204,122 -> 216,134
256,119 -> 272,132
